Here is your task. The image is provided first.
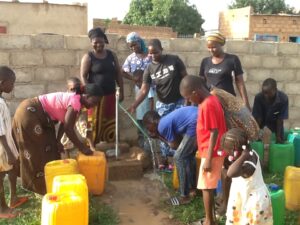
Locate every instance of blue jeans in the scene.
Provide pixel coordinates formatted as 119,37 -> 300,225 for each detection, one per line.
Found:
156,98 -> 184,157
174,135 -> 197,197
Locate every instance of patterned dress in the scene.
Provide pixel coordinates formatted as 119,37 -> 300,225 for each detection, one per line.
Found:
226,151 -> 273,225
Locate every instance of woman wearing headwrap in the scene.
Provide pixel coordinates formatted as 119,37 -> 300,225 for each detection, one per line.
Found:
122,32 -> 154,150
199,32 -> 250,111
80,27 -> 124,145
12,84 -> 102,194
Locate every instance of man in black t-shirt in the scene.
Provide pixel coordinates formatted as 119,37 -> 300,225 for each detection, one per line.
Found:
128,39 -> 187,168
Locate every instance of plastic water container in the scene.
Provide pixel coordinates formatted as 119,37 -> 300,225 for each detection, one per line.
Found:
52,174 -> 88,224
172,164 -> 179,190
284,166 -> 300,211
268,143 -> 294,173
77,151 -> 107,195
44,159 -> 79,193
250,141 -> 264,161
271,129 -> 290,143
268,184 -> 285,225
41,192 -> 87,225
287,133 -> 300,166
287,132 -> 298,143
216,179 -> 222,195
290,127 -> 300,135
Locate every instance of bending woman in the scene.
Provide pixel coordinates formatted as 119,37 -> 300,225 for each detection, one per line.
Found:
81,27 -> 124,145
12,84 -> 102,194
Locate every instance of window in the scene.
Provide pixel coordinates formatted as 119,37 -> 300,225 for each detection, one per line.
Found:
254,34 -> 279,42
289,36 -> 300,43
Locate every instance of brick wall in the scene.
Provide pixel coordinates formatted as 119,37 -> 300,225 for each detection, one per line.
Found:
219,6 -> 300,42
0,2 -> 87,35
1,34 -> 300,142
94,19 -> 177,39
250,15 -> 300,42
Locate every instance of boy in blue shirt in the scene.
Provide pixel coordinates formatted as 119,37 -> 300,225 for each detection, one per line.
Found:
143,106 -> 197,205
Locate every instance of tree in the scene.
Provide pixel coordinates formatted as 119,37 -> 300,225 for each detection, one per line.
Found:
229,0 -> 299,14
123,0 -> 205,35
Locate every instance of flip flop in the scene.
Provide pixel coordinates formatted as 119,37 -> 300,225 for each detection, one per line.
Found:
9,196 -> 29,209
193,218 -> 218,225
166,196 -> 191,206
192,218 -> 205,225
0,212 -> 18,219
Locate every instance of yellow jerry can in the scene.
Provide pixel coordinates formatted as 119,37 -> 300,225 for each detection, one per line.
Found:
77,151 -> 107,195
284,166 -> 300,210
44,159 -> 79,193
41,192 -> 87,225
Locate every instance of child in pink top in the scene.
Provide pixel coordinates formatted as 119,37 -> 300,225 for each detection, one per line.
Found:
39,92 -> 81,123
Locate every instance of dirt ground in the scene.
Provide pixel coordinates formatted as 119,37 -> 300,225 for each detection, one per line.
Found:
101,173 -> 182,225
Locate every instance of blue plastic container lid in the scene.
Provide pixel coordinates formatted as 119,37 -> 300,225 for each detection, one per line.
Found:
269,183 -> 280,192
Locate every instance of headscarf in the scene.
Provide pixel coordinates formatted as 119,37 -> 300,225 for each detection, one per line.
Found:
84,83 -> 103,96
206,32 -> 226,46
126,32 -> 147,54
88,27 -> 109,44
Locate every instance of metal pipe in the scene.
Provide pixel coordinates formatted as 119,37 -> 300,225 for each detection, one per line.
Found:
115,86 -> 120,160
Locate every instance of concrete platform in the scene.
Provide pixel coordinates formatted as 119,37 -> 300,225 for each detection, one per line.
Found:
108,159 -> 143,181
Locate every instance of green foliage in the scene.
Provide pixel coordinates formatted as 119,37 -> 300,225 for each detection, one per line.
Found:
229,0 -> 299,14
123,0 -> 204,35
89,197 -> 119,225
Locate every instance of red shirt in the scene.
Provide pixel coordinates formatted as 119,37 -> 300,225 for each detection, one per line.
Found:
197,95 -> 227,158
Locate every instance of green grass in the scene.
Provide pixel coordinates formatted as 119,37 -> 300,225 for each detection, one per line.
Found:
160,172 -> 226,225
2,180 -> 119,225
89,196 -> 119,225
161,170 -> 299,225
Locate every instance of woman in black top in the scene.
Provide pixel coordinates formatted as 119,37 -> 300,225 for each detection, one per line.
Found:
199,32 -> 250,111
80,27 -> 124,145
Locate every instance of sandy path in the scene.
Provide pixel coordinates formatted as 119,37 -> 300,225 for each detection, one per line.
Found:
101,174 -> 181,225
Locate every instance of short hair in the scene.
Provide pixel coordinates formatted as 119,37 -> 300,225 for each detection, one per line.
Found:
148,39 -> 162,49
220,128 -> 248,151
88,27 -> 109,44
262,78 -> 277,89
180,75 -> 208,94
0,66 -> 15,81
143,110 -> 160,125
67,77 -> 81,85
